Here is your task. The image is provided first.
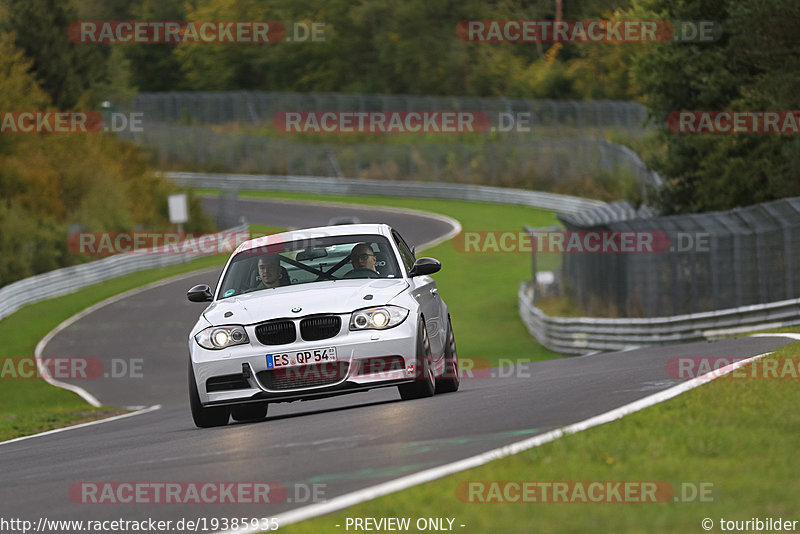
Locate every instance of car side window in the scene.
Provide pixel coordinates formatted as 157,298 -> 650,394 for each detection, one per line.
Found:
392,231 -> 415,273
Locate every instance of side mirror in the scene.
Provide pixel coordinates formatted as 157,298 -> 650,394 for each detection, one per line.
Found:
187,284 -> 213,302
409,257 -> 441,277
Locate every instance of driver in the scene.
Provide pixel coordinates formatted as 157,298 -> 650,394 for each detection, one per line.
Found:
255,254 -> 289,289
348,243 -> 380,276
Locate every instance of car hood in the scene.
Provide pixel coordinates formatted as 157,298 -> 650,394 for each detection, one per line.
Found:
203,279 -> 409,325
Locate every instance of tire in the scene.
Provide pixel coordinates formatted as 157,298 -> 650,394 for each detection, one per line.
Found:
435,317 -> 460,394
189,364 -> 230,428
398,318 -> 436,400
230,402 -> 269,422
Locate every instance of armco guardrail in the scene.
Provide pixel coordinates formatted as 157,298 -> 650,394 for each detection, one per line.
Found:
0,224 -> 248,322
518,282 -> 800,355
165,171 -> 606,215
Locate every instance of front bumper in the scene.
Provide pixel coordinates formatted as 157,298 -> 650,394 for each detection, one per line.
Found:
190,315 -> 417,406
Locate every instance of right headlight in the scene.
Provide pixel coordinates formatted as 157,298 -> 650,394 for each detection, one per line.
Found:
349,306 -> 409,331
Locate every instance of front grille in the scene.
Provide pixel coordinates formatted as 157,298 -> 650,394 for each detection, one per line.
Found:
300,315 -> 342,341
257,362 -> 349,390
356,356 -> 405,375
206,373 -> 250,392
255,320 -> 296,345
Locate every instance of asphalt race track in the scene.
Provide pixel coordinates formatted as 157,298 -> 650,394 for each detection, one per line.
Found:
2,197 -> 795,529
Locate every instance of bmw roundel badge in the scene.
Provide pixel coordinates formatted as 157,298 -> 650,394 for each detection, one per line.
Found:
291,307 -> 302,313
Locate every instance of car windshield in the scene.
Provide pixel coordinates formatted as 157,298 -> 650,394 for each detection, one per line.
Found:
216,234 -> 402,299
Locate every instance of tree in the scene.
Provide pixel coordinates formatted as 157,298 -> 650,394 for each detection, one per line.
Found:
120,0 -> 190,92
2,0 -> 110,109
631,0 -> 800,213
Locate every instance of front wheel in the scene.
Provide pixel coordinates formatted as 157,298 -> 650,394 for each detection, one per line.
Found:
189,364 -> 230,428
435,317 -> 460,394
398,318 -> 436,400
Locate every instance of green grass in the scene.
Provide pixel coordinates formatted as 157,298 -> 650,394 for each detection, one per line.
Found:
200,188 -> 563,365
735,326 -> 800,337
281,341 -> 800,534
0,225 -> 284,442
535,295 -> 587,318
249,223 -> 284,237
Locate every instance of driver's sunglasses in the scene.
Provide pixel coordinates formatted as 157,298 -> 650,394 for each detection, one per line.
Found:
356,253 -> 375,260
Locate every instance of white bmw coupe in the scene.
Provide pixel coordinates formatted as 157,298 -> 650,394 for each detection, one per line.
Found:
186,224 -> 459,427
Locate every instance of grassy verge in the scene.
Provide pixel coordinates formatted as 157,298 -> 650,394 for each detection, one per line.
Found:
736,326 -> 800,337
0,225 -> 283,442
282,340 -> 800,534
534,295 -> 588,318
200,188 -> 563,366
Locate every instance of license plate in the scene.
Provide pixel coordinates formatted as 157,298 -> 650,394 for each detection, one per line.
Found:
266,347 -> 337,369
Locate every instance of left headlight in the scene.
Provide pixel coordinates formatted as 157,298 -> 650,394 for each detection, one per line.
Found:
350,306 -> 409,331
195,325 -> 249,350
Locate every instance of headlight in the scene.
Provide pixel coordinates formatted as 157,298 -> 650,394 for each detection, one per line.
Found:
349,306 -> 409,331
195,325 -> 249,350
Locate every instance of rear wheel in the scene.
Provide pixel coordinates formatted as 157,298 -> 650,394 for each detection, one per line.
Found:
398,319 -> 436,400
231,402 -> 269,422
189,364 -> 230,428
435,317 -> 460,394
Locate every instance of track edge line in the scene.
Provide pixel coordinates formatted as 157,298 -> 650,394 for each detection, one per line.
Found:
218,336 -> 800,534
0,405 -> 161,447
